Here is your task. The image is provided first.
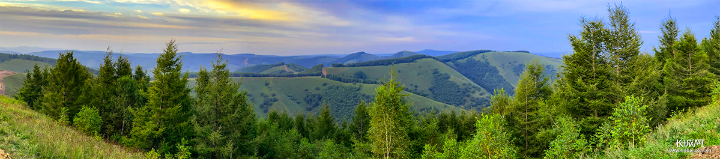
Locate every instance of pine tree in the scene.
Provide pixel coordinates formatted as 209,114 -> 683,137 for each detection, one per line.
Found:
653,15 -> 679,67
133,65 -> 150,92
664,29 -> 716,112
605,4 -> 643,105
313,104 -> 337,140
96,50 -> 120,135
129,40 -> 194,155
41,51 -> 92,121
369,67 -> 411,159
561,15 -> 616,139
350,100 -> 370,142
112,76 -> 144,138
626,53 -> 667,127
507,59 -> 552,157
15,63 -> 46,110
701,16 -> 720,79
193,53 -> 256,158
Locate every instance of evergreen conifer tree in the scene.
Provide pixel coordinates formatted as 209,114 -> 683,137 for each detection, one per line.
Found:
654,15 -> 679,67
41,51 -> 92,121
350,100 -> 370,142
193,53 -> 256,158
605,5 -> 643,104
369,67 -> 411,159
507,59 -> 552,157
663,29 -> 716,112
15,63 -> 46,110
701,16 -> 720,79
129,40 -> 194,155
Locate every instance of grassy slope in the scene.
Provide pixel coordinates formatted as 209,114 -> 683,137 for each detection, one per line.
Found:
3,73 -> 26,97
189,77 -> 459,119
0,95 -> 144,158
446,52 -> 563,87
0,59 -> 53,73
325,58 -> 490,104
596,102 -> 720,158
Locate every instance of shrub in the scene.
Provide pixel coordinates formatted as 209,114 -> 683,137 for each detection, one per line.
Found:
544,116 -> 588,158
595,96 -> 651,149
73,105 -> 103,135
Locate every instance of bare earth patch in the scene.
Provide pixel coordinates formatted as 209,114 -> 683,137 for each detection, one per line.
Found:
691,145 -> 720,159
0,70 -> 18,95
0,149 -> 10,159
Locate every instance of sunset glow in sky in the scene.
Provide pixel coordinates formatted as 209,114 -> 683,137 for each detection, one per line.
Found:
0,0 -> 718,56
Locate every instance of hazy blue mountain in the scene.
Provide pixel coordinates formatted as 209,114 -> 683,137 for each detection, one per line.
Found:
415,49 -> 458,56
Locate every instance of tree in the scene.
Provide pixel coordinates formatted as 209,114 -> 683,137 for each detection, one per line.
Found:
73,105 -> 103,136
111,76 -> 144,138
595,96 -> 651,149
95,50 -> 120,136
653,15 -> 679,67
193,53 -> 257,158
350,100 -> 371,142
460,114 -> 516,158
663,29 -> 716,112
701,16 -> 720,79
15,63 -> 47,110
129,40 -> 194,155
369,67 -> 411,158
605,4 -> 643,105
544,116 -> 588,158
561,14 -> 616,139
41,51 -> 92,121
487,88 -> 511,117
507,59 -> 552,157
313,104 -> 337,140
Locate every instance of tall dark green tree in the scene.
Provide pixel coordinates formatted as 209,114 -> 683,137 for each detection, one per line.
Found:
129,40 -> 194,155
95,50 -> 120,135
41,51 -> 92,121
193,53 -> 256,158
350,100 -> 370,142
653,15 -> 679,67
369,67 -> 411,158
14,63 -> 47,110
701,16 -> 720,79
605,5 -> 643,104
111,76 -> 144,138
507,59 -> 553,157
313,104 -> 337,140
663,29 -> 716,112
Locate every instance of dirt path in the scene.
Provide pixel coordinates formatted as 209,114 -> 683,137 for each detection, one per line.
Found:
284,65 -> 289,72
691,145 -> 720,159
0,70 -> 18,95
0,148 -> 10,159
322,67 -> 327,76
244,58 -> 249,67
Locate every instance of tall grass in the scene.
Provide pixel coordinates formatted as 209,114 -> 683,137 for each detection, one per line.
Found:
0,95 -> 145,158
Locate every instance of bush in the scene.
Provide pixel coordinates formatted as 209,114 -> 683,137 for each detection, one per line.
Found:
595,96 -> 651,149
544,116 -> 588,158
73,106 -> 103,135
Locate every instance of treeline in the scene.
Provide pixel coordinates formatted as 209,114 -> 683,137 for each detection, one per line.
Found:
0,52 -> 58,65
452,58 -> 516,95
187,71 -> 322,78
236,62 -> 285,73
322,74 -> 381,84
299,64 -> 323,74
331,54 -> 436,67
435,50 -> 494,62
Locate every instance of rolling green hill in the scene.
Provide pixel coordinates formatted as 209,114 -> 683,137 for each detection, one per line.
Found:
443,51 -> 563,95
258,63 -> 308,74
325,58 -> 490,110
0,59 -> 53,73
188,76 -> 460,120
3,73 -> 26,97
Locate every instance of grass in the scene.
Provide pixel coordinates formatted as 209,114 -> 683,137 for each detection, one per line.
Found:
445,52 -> 563,87
0,95 -> 146,158
0,59 -> 53,73
325,58 -> 490,101
590,101 -> 720,158
3,73 -> 26,97
188,76 -> 460,119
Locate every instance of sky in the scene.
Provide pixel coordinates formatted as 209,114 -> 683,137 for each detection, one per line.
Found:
0,0 -> 718,56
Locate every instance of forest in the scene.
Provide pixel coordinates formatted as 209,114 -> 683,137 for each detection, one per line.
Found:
8,5 -> 720,158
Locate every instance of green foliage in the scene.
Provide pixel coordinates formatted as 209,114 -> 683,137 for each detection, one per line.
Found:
435,50 -> 494,62
73,106 -> 103,136
129,39 -> 194,155
350,100 -> 371,142
428,69 -> 486,108
702,16 -> 720,79
507,59 -> 553,157
14,63 -> 47,109
451,57 -> 515,96
300,64 -> 324,75
237,62 -> 285,73
369,67 -> 412,158
663,29 -> 716,112
334,54 -> 436,67
488,88 -> 511,117
0,52 -> 58,65
654,15 -> 679,67
41,51 -> 92,121
193,53 -> 257,158
461,114 -> 516,158
544,116 -> 588,158
596,96 -> 651,149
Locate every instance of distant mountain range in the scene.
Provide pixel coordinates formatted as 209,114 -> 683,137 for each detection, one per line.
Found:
17,49 -> 464,72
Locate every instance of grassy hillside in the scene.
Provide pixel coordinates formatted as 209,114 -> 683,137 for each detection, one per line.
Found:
3,73 -> 26,97
443,52 -> 563,95
258,64 -> 308,74
325,58 -> 490,110
0,59 -> 53,73
189,77 -> 460,120
334,52 -> 383,64
0,95 -> 144,158
597,101 -> 720,158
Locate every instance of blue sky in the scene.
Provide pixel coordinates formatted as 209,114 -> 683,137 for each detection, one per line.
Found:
0,0 -> 718,56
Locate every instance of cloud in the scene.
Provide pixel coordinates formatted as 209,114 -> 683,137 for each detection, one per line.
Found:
151,12 -> 163,16
136,15 -> 148,19
373,37 -> 419,43
178,8 -> 190,13
135,10 -> 142,13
